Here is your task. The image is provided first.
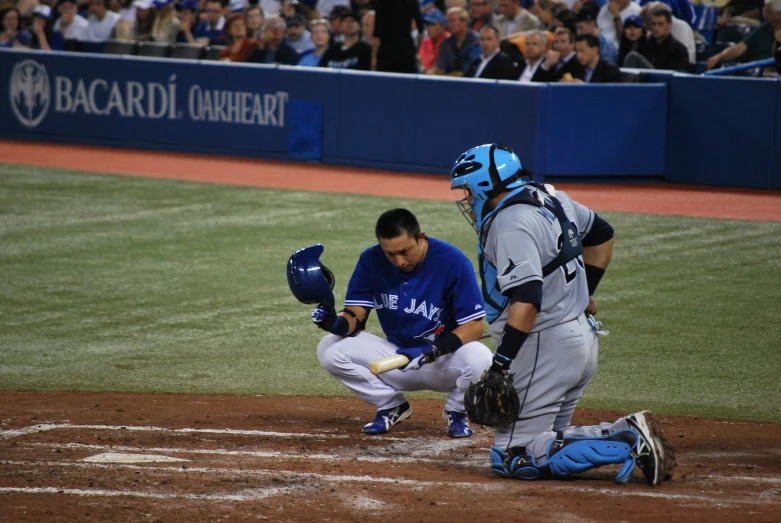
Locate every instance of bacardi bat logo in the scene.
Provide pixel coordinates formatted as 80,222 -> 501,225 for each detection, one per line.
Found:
10,60 -> 50,129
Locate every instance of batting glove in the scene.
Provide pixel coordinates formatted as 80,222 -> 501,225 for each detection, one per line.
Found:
311,303 -> 338,332
396,346 -> 436,372
586,314 -> 609,336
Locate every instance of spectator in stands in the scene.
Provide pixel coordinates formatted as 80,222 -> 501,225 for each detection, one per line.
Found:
541,26 -> 582,79
640,1 -> 694,63
466,24 -> 519,77
597,0 -> 641,49
639,0 -> 695,27
445,0 -> 467,10
642,7 -> 690,70
319,10 -> 372,68
246,5 -> 264,39
496,0 -> 543,39
286,13 -> 314,52
193,0 -> 226,44
434,7 -> 480,75
470,0 -> 497,31
50,0 -> 89,48
373,0 -> 423,73
152,0 -> 182,42
28,5 -> 53,50
717,0 -> 764,27
564,32 -> 622,82
555,8 -> 577,33
219,12 -> 257,59
618,14 -> 648,66
419,9 -> 449,73
248,14 -> 300,62
327,4 -> 348,43
119,0 -> 156,41
86,0 -> 121,41
530,0 -> 562,31
707,0 -> 781,70
360,9 -> 373,43
575,10 -> 618,63
517,31 -> 555,81
174,0 -> 199,43
297,17 -> 330,64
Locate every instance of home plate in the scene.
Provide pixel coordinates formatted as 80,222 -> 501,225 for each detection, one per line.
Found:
82,452 -> 189,463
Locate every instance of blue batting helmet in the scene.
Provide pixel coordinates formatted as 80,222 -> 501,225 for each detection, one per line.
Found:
450,143 -> 526,232
286,244 -> 335,307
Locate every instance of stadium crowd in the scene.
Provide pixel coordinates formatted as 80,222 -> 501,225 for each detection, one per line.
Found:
1,0 -> 779,78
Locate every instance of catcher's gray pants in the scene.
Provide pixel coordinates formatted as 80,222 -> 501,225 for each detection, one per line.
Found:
494,314 -> 629,462
318,332 -> 493,413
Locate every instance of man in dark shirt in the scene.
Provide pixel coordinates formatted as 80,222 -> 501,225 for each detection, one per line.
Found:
247,15 -> 299,65
566,33 -> 623,82
435,7 -> 481,76
707,0 -> 781,70
373,0 -> 424,73
466,25 -> 520,79
320,11 -> 372,70
643,7 -> 690,70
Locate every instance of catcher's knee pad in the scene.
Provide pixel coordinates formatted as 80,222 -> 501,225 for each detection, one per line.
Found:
547,430 -> 638,484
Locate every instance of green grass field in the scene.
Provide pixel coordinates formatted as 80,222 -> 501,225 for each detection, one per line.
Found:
1,164 -> 779,422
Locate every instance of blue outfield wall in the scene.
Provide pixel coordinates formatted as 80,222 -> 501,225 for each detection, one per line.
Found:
0,49 -> 779,189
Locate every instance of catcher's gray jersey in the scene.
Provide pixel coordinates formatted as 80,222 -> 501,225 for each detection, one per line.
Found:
483,189 -> 595,339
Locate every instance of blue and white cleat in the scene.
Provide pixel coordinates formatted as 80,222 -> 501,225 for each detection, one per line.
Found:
362,402 -> 412,435
444,410 -> 473,438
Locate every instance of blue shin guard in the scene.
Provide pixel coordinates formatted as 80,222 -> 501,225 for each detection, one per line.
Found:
490,430 -> 638,483
547,430 -> 637,483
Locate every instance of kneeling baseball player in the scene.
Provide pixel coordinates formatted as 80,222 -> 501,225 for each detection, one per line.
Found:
450,143 -> 676,486
292,209 -> 493,437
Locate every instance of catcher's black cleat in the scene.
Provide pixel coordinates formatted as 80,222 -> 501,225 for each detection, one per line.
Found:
626,411 -> 676,486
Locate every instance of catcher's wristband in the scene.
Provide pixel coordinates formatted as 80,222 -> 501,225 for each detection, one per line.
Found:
496,324 -> 529,361
432,332 -> 463,356
585,264 -> 605,296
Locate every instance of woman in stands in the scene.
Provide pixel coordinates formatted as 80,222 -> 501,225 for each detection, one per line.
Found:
618,14 -> 649,67
246,5 -> 264,40
152,0 -> 182,43
0,7 -> 31,48
219,13 -> 258,62
297,18 -> 330,66
29,5 -> 54,50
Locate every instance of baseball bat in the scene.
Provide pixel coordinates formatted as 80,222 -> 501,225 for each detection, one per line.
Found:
368,331 -> 492,376
369,355 -> 409,375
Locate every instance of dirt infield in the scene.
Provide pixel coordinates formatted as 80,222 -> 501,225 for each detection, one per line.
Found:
1,392 -> 780,523
1,141 -> 780,522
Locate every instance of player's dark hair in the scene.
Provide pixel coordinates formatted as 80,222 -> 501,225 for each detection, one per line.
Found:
375,209 -> 421,241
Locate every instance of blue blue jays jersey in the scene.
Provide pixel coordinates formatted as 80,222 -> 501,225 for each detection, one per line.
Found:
344,237 -> 486,348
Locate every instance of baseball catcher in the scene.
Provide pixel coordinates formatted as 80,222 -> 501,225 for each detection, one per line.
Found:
451,143 -> 675,486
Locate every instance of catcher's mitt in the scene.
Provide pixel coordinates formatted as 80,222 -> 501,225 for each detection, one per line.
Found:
465,369 -> 520,428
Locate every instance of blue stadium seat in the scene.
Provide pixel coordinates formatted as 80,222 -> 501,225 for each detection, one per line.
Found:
693,5 -> 718,44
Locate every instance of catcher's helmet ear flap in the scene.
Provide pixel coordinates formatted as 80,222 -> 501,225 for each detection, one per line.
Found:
286,244 -> 335,307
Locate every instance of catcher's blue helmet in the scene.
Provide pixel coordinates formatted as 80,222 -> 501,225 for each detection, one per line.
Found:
450,144 -> 526,232
286,244 -> 335,307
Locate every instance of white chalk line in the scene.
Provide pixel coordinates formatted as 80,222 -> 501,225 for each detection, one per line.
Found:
1,460 -> 777,506
0,485 -> 298,502
0,423 -> 350,440
18,441 -> 486,467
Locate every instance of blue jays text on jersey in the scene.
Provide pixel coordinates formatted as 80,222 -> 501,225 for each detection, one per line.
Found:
344,237 -> 486,348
